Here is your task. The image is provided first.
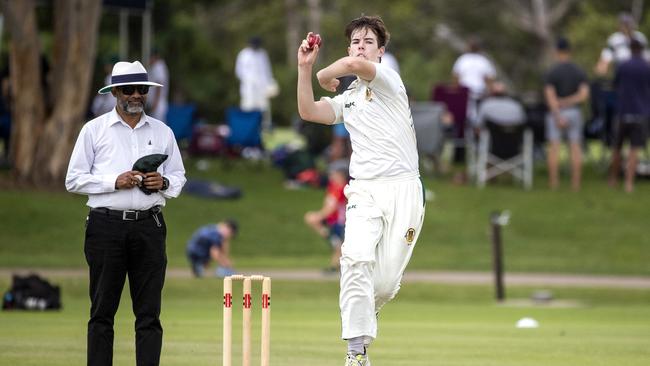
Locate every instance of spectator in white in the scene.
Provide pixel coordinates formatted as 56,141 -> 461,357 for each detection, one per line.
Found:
475,81 -> 525,129
595,12 -> 649,76
235,36 -> 278,130
452,38 -> 496,123
147,49 -> 169,121
381,50 -> 400,74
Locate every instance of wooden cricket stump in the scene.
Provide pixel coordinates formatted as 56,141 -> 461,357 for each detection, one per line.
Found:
223,275 -> 271,366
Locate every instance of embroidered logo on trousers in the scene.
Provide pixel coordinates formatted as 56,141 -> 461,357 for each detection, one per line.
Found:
405,228 -> 416,244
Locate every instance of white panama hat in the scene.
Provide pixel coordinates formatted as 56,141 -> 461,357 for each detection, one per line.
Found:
98,60 -> 163,94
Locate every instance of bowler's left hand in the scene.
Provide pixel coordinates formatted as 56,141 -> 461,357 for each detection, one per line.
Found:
317,75 -> 339,93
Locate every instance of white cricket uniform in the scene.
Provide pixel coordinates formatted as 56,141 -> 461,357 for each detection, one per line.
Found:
235,47 -> 274,111
323,62 -> 426,341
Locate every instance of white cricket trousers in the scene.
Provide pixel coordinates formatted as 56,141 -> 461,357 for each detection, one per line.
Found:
339,173 -> 425,341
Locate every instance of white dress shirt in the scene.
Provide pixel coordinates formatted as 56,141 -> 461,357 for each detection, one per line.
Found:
65,108 -> 186,210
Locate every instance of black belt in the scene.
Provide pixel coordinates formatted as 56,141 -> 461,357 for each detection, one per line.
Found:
90,206 -> 161,221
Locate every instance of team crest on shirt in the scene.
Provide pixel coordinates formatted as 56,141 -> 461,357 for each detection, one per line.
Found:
365,87 -> 373,102
405,228 -> 416,244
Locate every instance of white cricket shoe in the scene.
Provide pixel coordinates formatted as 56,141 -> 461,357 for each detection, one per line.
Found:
344,352 -> 371,366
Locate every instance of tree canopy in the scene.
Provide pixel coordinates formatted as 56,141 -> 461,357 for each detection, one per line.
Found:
1,0 -> 649,185
131,0 -> 649,125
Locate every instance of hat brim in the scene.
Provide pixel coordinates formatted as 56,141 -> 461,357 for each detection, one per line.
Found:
98,81 -> 163,94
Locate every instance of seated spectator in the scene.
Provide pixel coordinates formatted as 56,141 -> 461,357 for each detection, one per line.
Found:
186,219 -> 238,278
329,76 -> 355,162
475,81 -> 526,130
432,83 -> 470,184
330,122 -> 352,162
304,160 -> 348,273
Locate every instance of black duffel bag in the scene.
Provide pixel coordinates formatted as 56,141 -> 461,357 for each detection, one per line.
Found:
2,273 -> 61,311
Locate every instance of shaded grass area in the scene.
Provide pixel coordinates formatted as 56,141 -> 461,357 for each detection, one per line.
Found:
0,277 -> 648,366
1,151 -> 649,275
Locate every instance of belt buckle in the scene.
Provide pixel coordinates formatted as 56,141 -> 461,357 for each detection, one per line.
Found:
122,210 -> 138,221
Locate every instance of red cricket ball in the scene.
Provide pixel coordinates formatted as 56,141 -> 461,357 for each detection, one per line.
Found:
307,33 -> 322,49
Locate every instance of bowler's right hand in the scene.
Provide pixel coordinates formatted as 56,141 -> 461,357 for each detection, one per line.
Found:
297,33 -> 320,67
115,170 -> 145,190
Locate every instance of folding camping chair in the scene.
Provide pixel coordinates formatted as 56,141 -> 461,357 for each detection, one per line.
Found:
166,103 -> 196,146
476,120 -> 533,189
411,101 -> 447,174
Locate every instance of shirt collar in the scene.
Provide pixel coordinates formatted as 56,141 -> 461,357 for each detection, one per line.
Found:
107,108 -> 150,129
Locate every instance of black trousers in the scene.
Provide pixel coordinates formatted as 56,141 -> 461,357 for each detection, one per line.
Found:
84,209 -> 167,366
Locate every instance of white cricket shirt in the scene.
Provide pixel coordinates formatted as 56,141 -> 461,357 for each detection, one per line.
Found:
323,62 -> 419,180
65,108 -> 186,210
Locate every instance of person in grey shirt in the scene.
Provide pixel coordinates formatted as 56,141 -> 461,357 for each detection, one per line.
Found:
544,37 -> 589,191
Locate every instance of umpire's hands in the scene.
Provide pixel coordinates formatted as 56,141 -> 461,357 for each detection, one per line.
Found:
142,171 -> 164,191
115,171 -> 145,190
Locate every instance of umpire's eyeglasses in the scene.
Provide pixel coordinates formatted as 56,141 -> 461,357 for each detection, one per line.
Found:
118,85 -> 150,95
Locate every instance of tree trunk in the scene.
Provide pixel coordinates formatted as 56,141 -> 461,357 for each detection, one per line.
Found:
34,0 -> 102,184
306,0 -> 322,59
1,0 -> 45,182
1,0 -> 102,186
306,0 -> 321,35
284,0 -> 300,68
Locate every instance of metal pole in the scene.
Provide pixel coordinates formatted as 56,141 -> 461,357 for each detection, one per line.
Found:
490,211 -> 506,302
141,2 -> 152,66
119,9 -> 129,60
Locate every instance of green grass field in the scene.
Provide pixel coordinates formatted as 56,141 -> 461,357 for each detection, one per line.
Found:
1,135 -> 650,365
1,153 -> 649,274
0,277 -> 649,365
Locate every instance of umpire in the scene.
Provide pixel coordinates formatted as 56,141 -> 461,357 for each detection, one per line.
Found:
66,60 -> 186,366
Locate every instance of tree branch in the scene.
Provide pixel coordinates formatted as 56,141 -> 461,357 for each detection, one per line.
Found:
548,0 -> 579,25
434,23 -> 466,53
503,0 -> 534,32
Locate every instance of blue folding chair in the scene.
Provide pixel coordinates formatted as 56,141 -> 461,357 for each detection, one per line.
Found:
166,104 -> 196,143
225,107 -> 263,149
